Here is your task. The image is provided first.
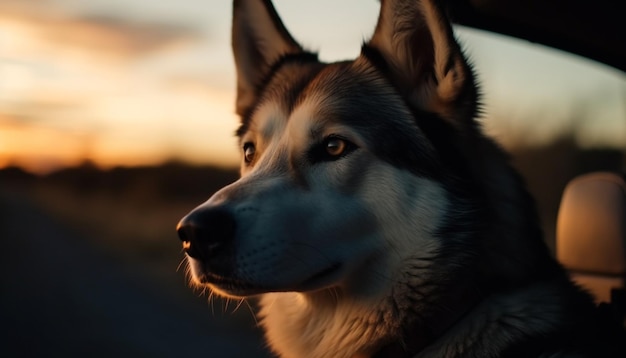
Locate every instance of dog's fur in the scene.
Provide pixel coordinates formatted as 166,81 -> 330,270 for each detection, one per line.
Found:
177,1 -> 625,357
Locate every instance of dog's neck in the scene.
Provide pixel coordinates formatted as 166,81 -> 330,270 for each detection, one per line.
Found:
372,282 -> 483,358
259,290 -> 400,358
258,278 -> 483,358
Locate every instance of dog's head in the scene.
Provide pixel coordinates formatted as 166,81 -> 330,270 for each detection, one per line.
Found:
177,0 -> 484,299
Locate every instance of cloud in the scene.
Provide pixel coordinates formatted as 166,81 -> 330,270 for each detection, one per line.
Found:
44,14 -> 203,59
0,1 -> 205,60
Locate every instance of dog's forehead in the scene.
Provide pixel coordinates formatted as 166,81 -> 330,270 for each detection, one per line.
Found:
239,61 -> 321,140
249,101 -> 287,142
244,61 -> 409,139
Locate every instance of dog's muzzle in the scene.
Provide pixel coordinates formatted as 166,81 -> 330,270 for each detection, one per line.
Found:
176,207 -> 236,275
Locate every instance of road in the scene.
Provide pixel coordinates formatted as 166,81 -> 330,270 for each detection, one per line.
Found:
0,190 -> 271,358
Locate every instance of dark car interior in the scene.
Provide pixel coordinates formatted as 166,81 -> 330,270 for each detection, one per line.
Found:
557,172 -> 626,324
446,0 -> 625,327
447,0 -> 624,72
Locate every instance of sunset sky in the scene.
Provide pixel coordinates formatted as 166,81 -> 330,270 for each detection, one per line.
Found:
1,0 -> 624,174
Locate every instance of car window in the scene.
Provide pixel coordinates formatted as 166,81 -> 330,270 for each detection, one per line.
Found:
456,26 -> 626,250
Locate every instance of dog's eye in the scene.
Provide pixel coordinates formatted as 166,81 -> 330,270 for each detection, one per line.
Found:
243,142 -> 256,163
326,137 -> 347,157
309,136 -> 357,163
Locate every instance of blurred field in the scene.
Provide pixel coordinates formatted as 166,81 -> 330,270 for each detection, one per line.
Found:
0,162 -> 273,358
18,161 -> 239,273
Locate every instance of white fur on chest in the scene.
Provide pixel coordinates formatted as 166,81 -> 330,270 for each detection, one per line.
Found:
259,291 -> 401,358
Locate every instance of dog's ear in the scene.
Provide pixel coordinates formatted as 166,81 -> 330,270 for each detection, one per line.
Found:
232,0 -> 304,116
365,0 -> 477,125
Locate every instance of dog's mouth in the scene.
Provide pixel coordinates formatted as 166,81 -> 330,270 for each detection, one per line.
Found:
196,262 -> 344,297
197,272 -> 268,297
299,262 -> 343,289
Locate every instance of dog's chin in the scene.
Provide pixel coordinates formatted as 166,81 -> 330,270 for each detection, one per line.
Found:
192,263 -> 345,298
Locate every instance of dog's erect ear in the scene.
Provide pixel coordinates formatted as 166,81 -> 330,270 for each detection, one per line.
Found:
365,0 -> 477,124
232,0 -> 304,116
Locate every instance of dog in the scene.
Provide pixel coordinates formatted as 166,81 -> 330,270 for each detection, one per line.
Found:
176,0 -> 625,357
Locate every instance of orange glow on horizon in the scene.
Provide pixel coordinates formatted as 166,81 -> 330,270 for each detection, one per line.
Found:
0,86 -> 243,175
0,119 -> 86,174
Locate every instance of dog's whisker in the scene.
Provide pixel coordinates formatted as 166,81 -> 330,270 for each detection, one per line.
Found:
175,257 -> 187,273
223,297 -> 232,313
233,298 -> 246,313
244,300 -> 260,326
196,286 -> 206,298
208,291 -> 216,315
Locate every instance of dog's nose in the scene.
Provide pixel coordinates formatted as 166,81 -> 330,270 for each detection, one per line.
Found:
176,207 -> 236,260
